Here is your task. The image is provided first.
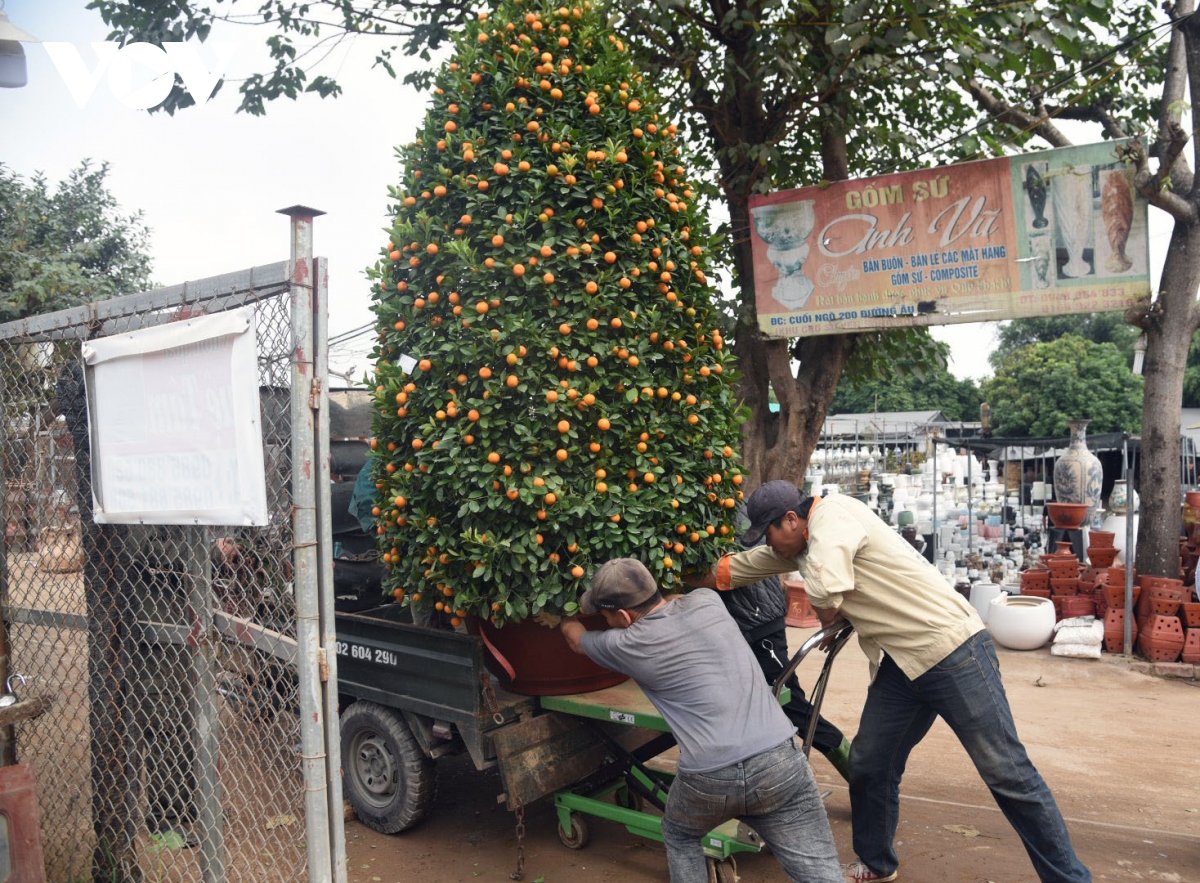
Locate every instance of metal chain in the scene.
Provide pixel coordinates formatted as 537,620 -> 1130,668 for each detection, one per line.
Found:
510,802 -> 526,880
481,672 -> 505,725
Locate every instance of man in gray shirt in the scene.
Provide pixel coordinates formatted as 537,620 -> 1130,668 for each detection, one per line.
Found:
561,558 -> 842,883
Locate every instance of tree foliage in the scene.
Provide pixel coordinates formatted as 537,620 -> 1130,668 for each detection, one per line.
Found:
979,335 -> 1142,437
831,366 -> 980,422
992,314 -> 1140,373
368,0 -> 745,624
90,0 -> 1166,490
0,161 -> 154,321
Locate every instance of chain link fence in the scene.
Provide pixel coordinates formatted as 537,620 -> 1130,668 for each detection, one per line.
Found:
0,249 -> 343,883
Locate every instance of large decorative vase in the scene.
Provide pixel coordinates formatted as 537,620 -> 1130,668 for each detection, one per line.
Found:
1107,479 -> 1136,516
1053,419 -> 1103,511
468,614 -> 628,696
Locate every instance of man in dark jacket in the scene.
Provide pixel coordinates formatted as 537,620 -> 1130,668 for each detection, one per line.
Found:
719,537 -> 851,780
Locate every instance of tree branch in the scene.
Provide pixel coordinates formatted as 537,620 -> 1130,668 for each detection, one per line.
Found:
965,78 -> 1072,148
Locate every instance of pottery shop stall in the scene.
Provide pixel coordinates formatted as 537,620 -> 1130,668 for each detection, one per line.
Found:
926,428 -> 1142,558
804,410 -> 980,530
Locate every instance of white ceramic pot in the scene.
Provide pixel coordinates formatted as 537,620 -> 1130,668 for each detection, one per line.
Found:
987,595 -> 1056,651
1100,513 -> 1139,565
969,582 -> 1004,623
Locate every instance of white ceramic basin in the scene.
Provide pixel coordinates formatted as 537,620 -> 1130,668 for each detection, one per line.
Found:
987,595 -> 1055,651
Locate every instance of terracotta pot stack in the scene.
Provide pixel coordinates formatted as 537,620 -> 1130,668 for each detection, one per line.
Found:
1177,597 -> 1200,664
1087,530 -> 1118,569
1019,567 -> 1051,599
1042,544 -> 1083,620
1091,562 -> 1139,652
1102,608 -> 1137,653
1134,575 -> 1187,662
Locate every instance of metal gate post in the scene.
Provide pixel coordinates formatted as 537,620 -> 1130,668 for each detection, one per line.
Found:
186,525 -> 227,882
312,257 -> 347,882
280,205 -> 334,883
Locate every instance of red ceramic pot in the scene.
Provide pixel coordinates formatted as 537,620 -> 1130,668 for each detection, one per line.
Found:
1060,596 -> 1095,619
1179,602 -> 1200,629
1047,560 -> 1079,579
1047,502 -> 1090,530
1137,632 -> 1184,663
1182,630 -> 1200,664
1050,577 -> 1080,596
1020,569 -> 1051,591
468,614 -> 629,696
1087,546 -> 1118,568
1088,530 -> 1116,548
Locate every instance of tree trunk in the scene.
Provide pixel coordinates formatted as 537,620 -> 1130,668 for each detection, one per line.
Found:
1130,0 -> 1200,577
1134,223 -> 1200,576
721,31 -> 858,493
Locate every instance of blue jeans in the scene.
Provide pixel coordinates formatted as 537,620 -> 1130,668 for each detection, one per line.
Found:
661,738 -> 842,883
849,631 -> 1091,882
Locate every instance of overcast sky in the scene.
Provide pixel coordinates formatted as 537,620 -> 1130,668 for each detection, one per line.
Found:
0,1 -> 1171,384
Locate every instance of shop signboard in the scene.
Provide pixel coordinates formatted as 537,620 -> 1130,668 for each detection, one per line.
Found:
749,140 -> 1150,337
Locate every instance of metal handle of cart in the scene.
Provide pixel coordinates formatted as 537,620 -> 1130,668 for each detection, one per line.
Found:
772,620 -> 855,758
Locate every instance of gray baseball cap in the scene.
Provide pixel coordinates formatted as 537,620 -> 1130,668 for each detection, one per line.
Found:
579,558 -> 658,613
741,480 -> 809,545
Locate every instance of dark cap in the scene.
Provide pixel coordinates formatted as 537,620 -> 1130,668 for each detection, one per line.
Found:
741,480 -> 809,546
579,558 -> 658,614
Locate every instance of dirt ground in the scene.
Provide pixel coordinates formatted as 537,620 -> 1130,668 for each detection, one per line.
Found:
344,626 -> 1200,883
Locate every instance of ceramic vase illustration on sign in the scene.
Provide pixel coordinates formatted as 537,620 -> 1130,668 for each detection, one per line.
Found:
1101,169 -> 1134,273
1025,163 -> 1050,229
1052,165 -> 1094,278
1053,419 -> 1103,510
751,200 -> 817,309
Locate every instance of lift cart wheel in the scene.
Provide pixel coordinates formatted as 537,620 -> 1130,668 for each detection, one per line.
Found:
706,857 -> 738,883
557,812 -> 590,849
341,700 -> 436,834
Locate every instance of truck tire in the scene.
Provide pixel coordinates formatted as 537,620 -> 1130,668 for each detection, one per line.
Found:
341,700 -> 436,833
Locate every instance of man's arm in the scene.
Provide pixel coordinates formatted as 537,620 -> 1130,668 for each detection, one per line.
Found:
560,616 -> 587,655
684,546 -> 795,592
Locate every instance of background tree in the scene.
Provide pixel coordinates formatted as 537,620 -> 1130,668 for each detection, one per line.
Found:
979,335 -> 1143,437
831,366 -> 981,422
0,161 -> 154,320
92,0 -> 1163,492
991,314 -> 1141,372
966,2 -> 1193,578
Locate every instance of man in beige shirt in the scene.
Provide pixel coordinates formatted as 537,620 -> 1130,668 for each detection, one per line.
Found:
690,480 -> 1090,883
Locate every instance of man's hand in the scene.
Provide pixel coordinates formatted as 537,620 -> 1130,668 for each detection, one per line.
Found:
560,616 -> 586,654
815,604 -> 847,650
532,611 -> 562,628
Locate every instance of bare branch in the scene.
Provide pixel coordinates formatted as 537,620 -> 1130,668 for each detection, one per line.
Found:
1124,133 -> 1200,223
1045,103 -> 1128,140
965,79 -> 1072,148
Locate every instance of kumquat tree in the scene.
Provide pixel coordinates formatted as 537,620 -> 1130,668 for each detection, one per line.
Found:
368,0 -> 746,626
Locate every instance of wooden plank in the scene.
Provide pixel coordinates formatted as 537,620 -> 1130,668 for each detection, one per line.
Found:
0,695 -> 51,728
539,680 -> 667,730
492,711 -> 660,809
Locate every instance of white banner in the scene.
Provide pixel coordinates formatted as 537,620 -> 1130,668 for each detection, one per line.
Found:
83,307 -> 268,525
